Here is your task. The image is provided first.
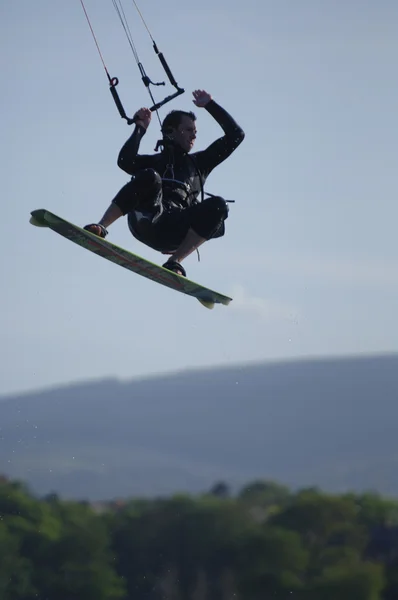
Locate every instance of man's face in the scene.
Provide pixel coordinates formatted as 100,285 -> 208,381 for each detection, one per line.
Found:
171,116 -> 197,152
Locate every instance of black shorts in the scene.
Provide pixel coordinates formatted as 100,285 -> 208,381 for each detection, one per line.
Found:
127,196 -> 228,253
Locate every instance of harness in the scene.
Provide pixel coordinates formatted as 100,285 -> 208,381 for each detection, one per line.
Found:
156,139 -> 206,207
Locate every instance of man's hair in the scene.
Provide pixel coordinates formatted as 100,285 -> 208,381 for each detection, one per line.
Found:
161,110 -> 196,135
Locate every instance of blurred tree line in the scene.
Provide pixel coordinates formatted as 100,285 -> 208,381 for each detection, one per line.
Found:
1,476 -> 398,599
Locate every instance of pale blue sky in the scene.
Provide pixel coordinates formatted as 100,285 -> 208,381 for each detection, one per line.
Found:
1,0 -> 397,396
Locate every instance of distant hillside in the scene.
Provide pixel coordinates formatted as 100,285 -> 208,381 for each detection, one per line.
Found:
1,354 -> 397,501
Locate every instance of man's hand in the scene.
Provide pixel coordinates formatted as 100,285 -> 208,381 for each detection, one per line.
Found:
192,89 -> 212,107
133,107 -> 152,129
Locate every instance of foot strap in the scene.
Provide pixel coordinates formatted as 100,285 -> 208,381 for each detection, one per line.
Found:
162,260 -> 186,277
83,223 -> 108,238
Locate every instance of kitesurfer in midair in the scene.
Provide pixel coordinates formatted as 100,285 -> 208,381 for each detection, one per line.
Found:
84,89 -> 244,276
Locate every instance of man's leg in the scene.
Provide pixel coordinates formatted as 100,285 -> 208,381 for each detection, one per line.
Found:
85,203 -> 123,237
163,196 -> 229,276
163,229 -> 206,274
84,169 -> 162,238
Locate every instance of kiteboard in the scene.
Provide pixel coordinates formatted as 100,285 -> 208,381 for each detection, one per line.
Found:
29,209 -> 232,310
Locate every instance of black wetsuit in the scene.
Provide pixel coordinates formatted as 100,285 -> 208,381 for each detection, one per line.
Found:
111,99 -> 245,252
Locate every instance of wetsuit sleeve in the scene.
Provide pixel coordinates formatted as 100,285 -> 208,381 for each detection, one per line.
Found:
117,124 -> 155,175
194,100 -> 245,177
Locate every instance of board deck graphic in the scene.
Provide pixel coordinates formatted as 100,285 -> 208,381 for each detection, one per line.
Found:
29,209 -> 232,309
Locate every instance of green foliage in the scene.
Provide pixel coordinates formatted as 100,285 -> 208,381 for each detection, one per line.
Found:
238,479 -> 291,508
306,561 -> 385,600
236,526 -> 309,598
0,523 -> 36,600
351,492 -> 398,528
1,476 -> 397,599
0,479 -> 125,599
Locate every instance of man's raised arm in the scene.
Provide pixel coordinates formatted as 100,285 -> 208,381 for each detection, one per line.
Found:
117,107 -> 152,175
192,90 -> 245,175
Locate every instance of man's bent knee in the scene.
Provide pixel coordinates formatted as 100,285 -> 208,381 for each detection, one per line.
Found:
135,168 -> 162,190
209,195 -> 229,219
112,169 -> 162,215
190,196 -> 229,239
